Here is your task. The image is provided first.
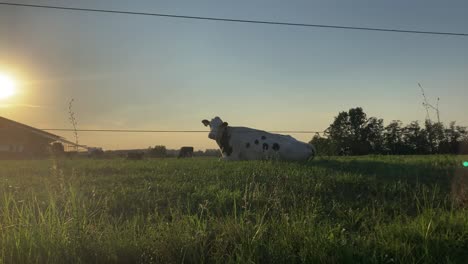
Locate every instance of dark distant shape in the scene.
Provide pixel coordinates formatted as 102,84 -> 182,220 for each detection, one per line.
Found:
126,152 -> 144,160
51,142 -> 65,155
203,149 -> 222,158
88,147 -> 104,158
0,116 -> 77,159
202,116 -> 315,161
148,145 -> 167,158
178,146 -> 194,158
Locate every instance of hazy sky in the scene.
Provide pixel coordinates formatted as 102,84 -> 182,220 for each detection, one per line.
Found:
0,0 -> 467,150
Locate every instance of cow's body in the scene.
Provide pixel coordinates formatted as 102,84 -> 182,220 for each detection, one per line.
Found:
202,117 -> 315,161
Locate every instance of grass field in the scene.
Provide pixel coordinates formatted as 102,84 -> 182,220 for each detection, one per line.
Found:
1,155 -> 467,263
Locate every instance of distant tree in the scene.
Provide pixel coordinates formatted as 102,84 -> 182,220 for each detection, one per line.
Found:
425,121 -> 445,154
349,107 -> 367,139
327,107 -> 383,155
362,117 -> 385,154
327,111 -> 352,150
309,133 -> 338,156
439,122 -> 468,154
457,126 -> 468,154
149,145 -> 167,157
348,107 -> 371,154
321,107 -> 466,156
402,121 -> 429,154
460,138 -> 468,154
384,120 -> 406,154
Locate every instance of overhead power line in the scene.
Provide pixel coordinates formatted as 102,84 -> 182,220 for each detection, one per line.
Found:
1,2 -> 467,37
41,128 -> 326,134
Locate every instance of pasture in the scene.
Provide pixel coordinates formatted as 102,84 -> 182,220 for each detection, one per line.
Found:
0,156 -> 467,263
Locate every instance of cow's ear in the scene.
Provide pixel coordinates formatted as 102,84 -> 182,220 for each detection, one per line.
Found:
221,122 -> 228,128
202,119 -> 210,127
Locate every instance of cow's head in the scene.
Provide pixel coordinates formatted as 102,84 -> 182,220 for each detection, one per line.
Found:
202,116 -> 228,140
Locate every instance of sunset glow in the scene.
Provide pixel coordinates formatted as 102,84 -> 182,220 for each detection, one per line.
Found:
0,73 -> 15,100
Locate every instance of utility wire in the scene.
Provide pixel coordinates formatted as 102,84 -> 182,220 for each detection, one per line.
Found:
1,2 -> 467,37
41,128 -> 326,134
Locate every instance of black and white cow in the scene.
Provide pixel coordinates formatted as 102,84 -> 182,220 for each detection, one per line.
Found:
202,117 -> 316,161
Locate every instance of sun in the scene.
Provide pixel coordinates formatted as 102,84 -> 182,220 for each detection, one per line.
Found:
0,73 -> 16,100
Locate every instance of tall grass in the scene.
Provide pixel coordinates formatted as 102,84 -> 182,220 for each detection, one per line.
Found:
0,156 -> 467,263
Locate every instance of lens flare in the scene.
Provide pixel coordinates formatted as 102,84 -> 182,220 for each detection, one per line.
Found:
463,161 -> 468,167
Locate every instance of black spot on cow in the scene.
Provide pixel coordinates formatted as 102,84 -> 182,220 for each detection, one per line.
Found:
272,143 -> 280,151
261,135 -> 266,140
218,127 -> 233,156
262,143 -> 269,151
246,142 -> 250,148
254,139 -> 259,145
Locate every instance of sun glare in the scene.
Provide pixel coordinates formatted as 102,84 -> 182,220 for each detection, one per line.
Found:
0,73 -> 16,100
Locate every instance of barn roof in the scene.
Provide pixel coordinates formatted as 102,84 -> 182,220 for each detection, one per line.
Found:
0,116 -> 68,143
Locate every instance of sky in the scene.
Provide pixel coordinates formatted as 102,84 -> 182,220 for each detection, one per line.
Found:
0,0 -> 467,150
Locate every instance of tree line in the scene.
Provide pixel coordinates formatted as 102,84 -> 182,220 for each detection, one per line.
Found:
310,107 -> 468,155
147,145 -> 220,158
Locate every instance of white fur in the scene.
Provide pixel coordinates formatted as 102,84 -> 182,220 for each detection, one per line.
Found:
203,117 -> 315,161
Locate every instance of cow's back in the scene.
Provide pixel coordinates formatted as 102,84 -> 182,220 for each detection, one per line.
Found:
228,127 -> 313,161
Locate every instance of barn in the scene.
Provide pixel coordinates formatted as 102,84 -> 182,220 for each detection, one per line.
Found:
0,116 -> 77,159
